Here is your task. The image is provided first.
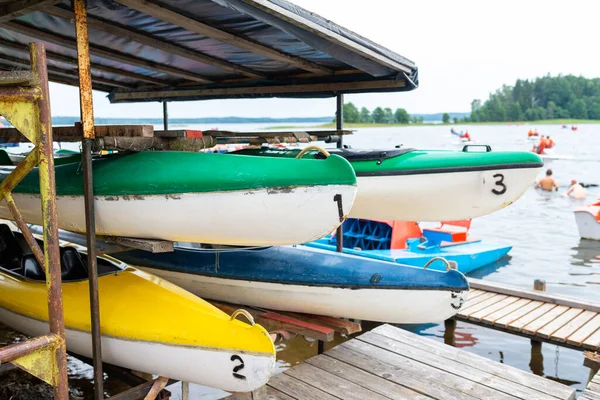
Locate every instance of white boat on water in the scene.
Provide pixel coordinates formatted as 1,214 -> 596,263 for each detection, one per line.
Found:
574,201 -> 600,240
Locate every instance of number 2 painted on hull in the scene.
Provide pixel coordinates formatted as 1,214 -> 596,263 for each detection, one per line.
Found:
230,355 -> 246,380
491,173 -> 507,195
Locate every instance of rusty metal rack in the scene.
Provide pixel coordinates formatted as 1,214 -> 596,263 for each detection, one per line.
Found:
0,43 -> 69,399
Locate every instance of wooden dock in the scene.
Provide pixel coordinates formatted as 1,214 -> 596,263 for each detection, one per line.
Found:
456,278 -> 600,351
580,368 -> 600,400
228,324 -> 576,400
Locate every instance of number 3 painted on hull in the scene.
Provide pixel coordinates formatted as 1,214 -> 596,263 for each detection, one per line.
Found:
491,173 -> 507,195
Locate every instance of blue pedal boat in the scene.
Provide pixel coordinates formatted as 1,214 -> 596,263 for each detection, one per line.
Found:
306,219 -> 511,275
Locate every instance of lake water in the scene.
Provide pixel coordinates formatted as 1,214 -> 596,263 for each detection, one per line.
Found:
1,122 -> 598,399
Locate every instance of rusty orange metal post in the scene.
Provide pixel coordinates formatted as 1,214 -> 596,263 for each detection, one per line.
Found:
0,42 -> 69,399
335,93 -> 344,253
72,1 -> 104,399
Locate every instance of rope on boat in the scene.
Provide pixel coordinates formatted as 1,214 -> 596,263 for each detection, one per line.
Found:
231,309 -> 255,326
423,257 -> 457,272
295,145 -> 330,159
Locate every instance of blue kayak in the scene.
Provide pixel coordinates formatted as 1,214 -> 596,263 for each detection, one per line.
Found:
51,228 -> 469,324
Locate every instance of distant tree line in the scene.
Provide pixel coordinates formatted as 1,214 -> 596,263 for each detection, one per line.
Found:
336,102 -> 424,124
465,75 -> 600,122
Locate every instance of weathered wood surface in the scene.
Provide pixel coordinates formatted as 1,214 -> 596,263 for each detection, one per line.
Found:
224,324 -> 575,400
580,368 -> 600,400
0,125 -> 154,142
456,279 -> 600,351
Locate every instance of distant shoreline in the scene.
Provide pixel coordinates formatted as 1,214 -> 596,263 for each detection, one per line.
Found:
269,119 -> 600,130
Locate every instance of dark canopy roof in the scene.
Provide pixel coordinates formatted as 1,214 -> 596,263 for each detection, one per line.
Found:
0,0 -> 418,103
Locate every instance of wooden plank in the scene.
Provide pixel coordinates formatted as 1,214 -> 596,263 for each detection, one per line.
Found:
277,312 -> 361,336
459,294 -> 508,317
469,296 -> 521,322
110,79 -> 408,102
359,331 -> 559,400
583,327 -> 600,350
373,324 -> 576,400
268,372 -> 339,400
481,298 -> 533,325
465,289 -> 487,301
326,342 -> 479,400
579,392 -> 600,400
96,136 -> 218,152
590,382 -> 600,393
260,313 -> 335,339
341,338 -> 518,400
306,354 -> 429,400
458,291 -> 498,311
210,301 -> 334,342
507,303 -> 557,332
0,125 -> 154,143
228,386 -> 295,400
567,315 -> 600,346
43,6 -> 266,79
0,70 -> 38,86
285,362 -> 391,400
2,21 -> 212,83
101,236 -> 173,253
468,278 -> 600,313
536,308 -> 584,339
521,305 -> 569,336
584,351 -> 600,371
115,0 -> 333,75
495,301 -> 545,328
551,311 -> 597,342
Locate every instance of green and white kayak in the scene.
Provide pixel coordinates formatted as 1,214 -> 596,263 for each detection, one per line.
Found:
0,151 -> 357,245
233,146 -> 544,221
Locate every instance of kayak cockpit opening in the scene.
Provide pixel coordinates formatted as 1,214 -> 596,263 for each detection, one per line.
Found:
0,224 -> 121,282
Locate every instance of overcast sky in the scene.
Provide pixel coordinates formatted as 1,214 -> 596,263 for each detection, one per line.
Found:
48,0 -> 600,118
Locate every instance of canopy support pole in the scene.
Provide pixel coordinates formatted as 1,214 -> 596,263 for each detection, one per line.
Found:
163,101 -> 168,130
73,1 -> 103,399
335,93 -> 344,253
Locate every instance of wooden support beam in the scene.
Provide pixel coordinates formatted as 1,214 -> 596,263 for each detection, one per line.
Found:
95,136 -> 217,151
115,0 -> 333,75
584,351 -> 600,372
101,236 -> 173,253
0,124 -> 154,142
111,78 -> 407,102
0,63 -> 114,93
0,53 -> 134,89
44,6 -> 266,79
2,21 -> 213,83
0,0 -> 61,22
0,37 -> 169,86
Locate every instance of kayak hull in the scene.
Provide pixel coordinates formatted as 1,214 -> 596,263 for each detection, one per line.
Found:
0,229 -> 276,391
575,208 -> 600,241
0,307 -> 273,392
107,244 -> 470,324
136,268 -> 468,324
349,167 -> 540,221
0,185 -> 355,245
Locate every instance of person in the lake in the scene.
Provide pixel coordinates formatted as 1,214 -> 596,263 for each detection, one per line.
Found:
533,136 -> 547,155
534,169 -> 559,191
564,179 -> 587,199
546,136 -> 555,149
461,131 -> 471,141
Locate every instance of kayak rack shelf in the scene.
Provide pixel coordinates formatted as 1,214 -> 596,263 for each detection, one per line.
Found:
225,324 -> 578,400
0,125 -> 354,150
453,278 -> 600,352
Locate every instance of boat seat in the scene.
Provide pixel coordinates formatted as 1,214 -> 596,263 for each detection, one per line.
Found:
60,247 -> 88,281
0,224 -> 24,270
22,254 -> 45,281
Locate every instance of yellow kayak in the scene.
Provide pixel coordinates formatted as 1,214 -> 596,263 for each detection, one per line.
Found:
0,225 -> 275,392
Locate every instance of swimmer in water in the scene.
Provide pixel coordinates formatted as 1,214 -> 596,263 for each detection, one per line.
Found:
534,169 -> 559,192
564,179 -> 587,199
